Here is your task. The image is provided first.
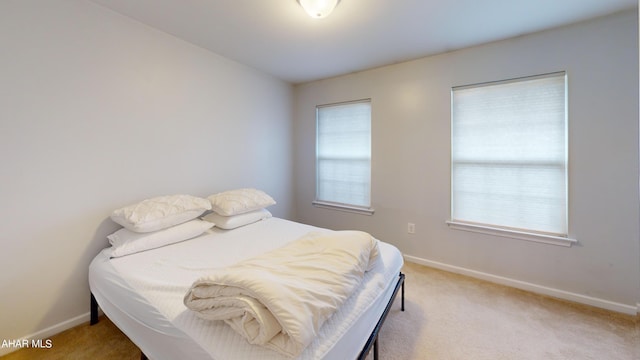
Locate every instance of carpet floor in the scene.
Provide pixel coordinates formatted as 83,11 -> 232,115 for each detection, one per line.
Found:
371,262 -> 639,360
3,261 -> 638,359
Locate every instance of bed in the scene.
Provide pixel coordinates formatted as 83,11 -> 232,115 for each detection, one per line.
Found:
89,216 -> 405,359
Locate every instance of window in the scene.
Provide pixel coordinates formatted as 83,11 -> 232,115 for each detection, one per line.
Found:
314,99 -> 373,214
449,72 -> 572,245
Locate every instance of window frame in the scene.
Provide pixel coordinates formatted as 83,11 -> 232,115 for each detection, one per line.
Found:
313,98 -> 374,215
447,72 -> 576,247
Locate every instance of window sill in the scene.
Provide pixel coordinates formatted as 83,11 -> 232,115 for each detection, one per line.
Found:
446,220 -> 577,247
312,201 -> 375,216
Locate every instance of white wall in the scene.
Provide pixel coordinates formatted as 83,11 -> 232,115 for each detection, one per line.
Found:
294,10 -> 640,312
0,0 -> 293,346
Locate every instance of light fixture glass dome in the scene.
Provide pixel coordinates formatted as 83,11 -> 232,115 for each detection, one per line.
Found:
297,0 -> 341,19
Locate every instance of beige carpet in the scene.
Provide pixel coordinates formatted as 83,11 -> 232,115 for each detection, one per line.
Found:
371,262 -> 639,360
3,261 -> 638,359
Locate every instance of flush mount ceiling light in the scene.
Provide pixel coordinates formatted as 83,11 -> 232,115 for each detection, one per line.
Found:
297,0 -> 341,19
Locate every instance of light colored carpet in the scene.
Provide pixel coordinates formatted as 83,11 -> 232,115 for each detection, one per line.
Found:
3,261 -> 638,359
371,262 -> 639,360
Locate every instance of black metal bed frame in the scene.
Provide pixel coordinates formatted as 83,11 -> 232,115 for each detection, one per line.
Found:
91,272 -> 405,360
357,272 -> 405,360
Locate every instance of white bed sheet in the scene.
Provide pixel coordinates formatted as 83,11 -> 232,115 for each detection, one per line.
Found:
89,218 -> 404,360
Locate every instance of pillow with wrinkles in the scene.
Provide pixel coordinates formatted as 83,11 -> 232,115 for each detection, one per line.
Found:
207,188 -> 275,216
202,208 -> 272,230
110,194 -> 211,233
108,219 -> 214,258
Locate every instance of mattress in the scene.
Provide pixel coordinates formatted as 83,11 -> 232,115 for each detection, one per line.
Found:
89,217 -> 403,360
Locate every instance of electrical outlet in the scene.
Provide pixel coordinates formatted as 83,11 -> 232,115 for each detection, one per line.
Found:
407,222 -> 416,234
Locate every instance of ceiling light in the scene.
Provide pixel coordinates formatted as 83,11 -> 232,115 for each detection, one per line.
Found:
297,0 -> 341,19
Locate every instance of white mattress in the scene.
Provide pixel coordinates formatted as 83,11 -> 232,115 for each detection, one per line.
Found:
89,218 -> 403,360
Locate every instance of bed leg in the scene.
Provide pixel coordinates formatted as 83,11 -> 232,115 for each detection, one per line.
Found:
357,271 -> 405,360
373,338 -> 379,360
90,293 -> 99,325
400,272 -> 405,311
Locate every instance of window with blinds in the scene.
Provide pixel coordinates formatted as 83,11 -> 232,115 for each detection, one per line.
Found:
451,72 -> 568,238
314,99 -> 372,213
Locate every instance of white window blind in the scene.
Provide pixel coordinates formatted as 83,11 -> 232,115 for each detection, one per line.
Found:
451,72 -> 567,236
316,100 -> 371,209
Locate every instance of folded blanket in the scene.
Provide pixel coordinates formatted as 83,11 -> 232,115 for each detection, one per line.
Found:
183,230 -> 380,357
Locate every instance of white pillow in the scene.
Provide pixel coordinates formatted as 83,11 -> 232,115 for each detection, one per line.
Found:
108,219 -> 214,258
202,209 -> 272,230
110,194 -> 211,233
207,188 -> 276,216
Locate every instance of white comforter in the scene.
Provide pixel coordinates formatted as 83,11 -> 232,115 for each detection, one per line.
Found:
183,230 -> 380,358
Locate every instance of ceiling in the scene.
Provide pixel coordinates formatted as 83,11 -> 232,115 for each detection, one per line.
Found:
89,0 -> 637,84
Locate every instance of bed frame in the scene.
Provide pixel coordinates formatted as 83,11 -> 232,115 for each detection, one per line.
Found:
91,272 -> 405,360
357,272 -> 405,360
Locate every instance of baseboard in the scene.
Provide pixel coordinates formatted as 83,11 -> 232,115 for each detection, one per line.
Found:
404,255 -> 639,316
0,311 -> 94,357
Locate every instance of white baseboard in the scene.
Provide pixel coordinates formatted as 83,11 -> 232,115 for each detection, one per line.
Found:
404,255 -> 639,316
0,312 -> 93,357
